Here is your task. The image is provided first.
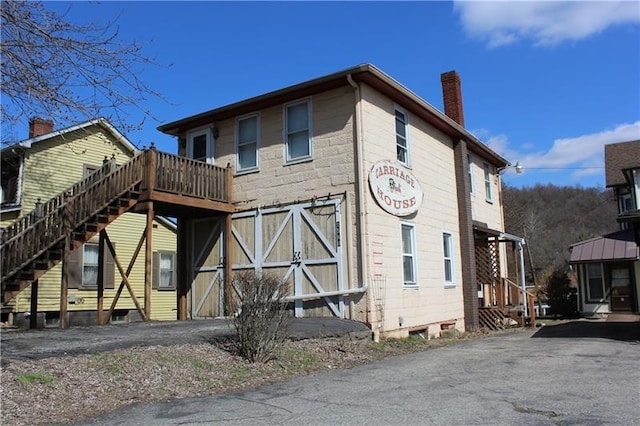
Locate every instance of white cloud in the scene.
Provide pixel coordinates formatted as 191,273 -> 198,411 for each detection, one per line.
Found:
454,1 -> 640,47
482,121 -> 640,182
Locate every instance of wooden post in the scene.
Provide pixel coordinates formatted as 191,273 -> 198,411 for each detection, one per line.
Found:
146,145 -> 157,194
60,192 -> 74,329
224,213 -> 233,316
224,163 -> 234,316
177,219 -> 188,321
97,230 -> 105,325
29,280 -> 38,329
144,205 -> 154,319
528,293 -> 536,326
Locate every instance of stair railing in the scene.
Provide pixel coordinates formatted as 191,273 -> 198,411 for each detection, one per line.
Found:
503,277 -> 536,325
1,151 -> 146,282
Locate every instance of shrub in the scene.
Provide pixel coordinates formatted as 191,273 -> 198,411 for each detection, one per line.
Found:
546,267 -> 578,318
232,270 -> 289,363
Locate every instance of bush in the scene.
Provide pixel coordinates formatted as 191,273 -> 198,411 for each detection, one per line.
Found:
232,271 -> 289,363
546,267 -> 578,318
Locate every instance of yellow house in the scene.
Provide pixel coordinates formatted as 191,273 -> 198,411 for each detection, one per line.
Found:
1,118 -> 178,327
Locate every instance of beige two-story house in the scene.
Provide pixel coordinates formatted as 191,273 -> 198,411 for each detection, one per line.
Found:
159,64 -> 523,338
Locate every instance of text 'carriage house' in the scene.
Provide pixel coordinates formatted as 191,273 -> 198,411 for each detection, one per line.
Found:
1,64 -> 533,336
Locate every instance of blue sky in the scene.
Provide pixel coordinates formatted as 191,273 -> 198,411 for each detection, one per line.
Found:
15,1 -> 640,188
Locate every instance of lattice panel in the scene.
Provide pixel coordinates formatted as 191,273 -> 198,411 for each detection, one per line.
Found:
475,236 -> 500,285
475,239 -> 491,284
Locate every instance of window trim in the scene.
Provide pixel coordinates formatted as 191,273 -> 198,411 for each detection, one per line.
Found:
187,127 -> 215,164
0,154 -> 24,209
284,98 -> 313,164
401,222 -> 418,288
82,242 -> 100,288
585,263 -> 606,303
153,250 -> 177,291
443,231 -> 456,287
395,106 -> 410,167
235,113 -> 260,174
484,163 -> 493,203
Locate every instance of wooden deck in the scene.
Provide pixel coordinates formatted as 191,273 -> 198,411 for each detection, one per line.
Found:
1,147 -> 234,316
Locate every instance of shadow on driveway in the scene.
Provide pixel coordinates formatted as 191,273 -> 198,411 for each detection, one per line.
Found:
532,321 -> 640,342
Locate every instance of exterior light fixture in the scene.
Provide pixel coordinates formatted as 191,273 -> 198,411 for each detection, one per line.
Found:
514,162 -> 523,174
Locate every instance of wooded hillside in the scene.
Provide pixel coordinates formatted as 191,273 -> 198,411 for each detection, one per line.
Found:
502,183 -> 618,282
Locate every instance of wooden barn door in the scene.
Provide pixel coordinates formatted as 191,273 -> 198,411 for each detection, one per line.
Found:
231,199 -> 343,318
190,218 -> 224,318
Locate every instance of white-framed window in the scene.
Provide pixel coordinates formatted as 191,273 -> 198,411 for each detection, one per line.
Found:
284,99 -> 312,163
401,222 -> 417,287
187,127 -> 214,164
82,243 -> 100,287
236,114 -> 259,172
443,232 -> 455,287
484,163 -> 493,202
467,153 -> 474,194
154,251 -> 176,290
619,190 -> 634,213
395,107 -> 409,166
586,263 -> 605,302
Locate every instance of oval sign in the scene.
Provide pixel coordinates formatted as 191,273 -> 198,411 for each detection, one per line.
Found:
369,160 -> 423,216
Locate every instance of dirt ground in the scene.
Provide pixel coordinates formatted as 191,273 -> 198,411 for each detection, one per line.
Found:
0,318 -> 491,425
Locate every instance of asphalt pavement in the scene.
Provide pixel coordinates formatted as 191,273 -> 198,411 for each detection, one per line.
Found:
0,317 -> 371,361
73,321 -> 640,426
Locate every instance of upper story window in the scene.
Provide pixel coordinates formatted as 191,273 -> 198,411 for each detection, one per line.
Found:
285,99 -> 312,163
1,155 -> 23,208
619,190 -> 634,213
187,128 -> 214,164
484,163 -> 493,202
236,114 -> 259,172
395,108 -> 409,166
443,232 -> 455,287
401,223 -> 417,287
467,153 -> 474,194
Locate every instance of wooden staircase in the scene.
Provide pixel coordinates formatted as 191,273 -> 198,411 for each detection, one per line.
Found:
1,154 -> 146,303
1,147 -> 234,309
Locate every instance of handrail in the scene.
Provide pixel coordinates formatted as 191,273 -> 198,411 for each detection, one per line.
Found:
503,278 -> 536,299
1,147 -> 232,285
1,152 -> 146,282
1,158 -> 118,244
503,277 -> 536,325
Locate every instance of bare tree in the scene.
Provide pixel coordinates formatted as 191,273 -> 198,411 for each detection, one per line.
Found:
1,1 -> 167,144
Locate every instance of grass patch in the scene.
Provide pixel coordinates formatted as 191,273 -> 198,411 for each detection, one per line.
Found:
88,352 -> 132,375
229,364 -> 252,381
277,348 -> 321,374
16,372 -> 57,386
191,359 -> 216,371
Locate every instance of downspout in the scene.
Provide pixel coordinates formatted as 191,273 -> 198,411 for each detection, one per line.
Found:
347,74 -> 377,341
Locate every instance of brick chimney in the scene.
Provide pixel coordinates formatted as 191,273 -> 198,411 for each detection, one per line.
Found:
440,71 -> 464,127
29,117 -> 54,138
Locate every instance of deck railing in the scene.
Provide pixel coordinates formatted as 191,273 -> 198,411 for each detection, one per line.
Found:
1,147 -> 232,284
152,150 -> 230,202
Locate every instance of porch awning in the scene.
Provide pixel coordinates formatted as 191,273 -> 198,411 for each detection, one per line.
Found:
569,229 -> 639,263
